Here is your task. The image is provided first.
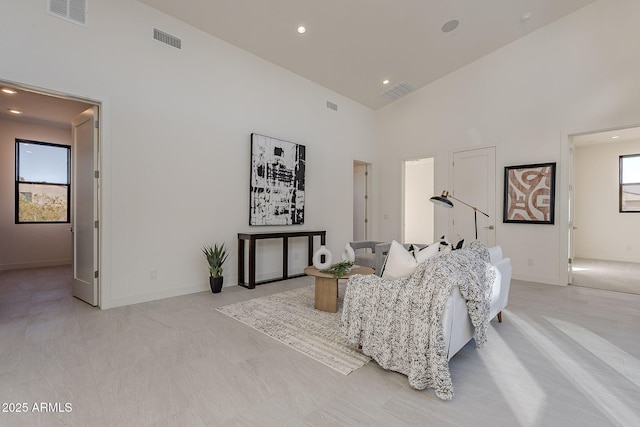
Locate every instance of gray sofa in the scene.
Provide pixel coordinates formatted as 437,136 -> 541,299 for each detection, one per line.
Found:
348,241 -> 384,271
350,241 -> 424,275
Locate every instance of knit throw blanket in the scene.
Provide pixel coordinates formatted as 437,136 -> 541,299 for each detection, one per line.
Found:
340,241 -> 495,400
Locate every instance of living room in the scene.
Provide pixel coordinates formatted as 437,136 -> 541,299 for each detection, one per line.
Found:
1,0 -> 639,425
2,0 -> 639,306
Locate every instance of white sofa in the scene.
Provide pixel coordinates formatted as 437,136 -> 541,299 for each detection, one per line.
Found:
443,245 -> 512,360
342,242 -> 512,398
349,242 -> 512,360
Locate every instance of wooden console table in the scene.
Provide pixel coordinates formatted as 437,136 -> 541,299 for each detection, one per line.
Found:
237,230 -> 326,289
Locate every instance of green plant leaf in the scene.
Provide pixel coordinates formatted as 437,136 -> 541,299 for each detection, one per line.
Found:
320,261 -> 355,279
202,242 -> 228,278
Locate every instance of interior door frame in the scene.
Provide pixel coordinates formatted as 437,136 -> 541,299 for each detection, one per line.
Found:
0,78 -> 104,307
353,160 -> 371,241
567,140 -> 575,285
563,130 -> 591,286
562,122 -> 640,286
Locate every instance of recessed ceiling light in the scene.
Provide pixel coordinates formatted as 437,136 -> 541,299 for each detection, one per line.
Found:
297,26 -> 307,34
441,19 -> 459,33
521,12 -> 533,22
8,109 -> 22,114
382,79 -> 390,85
612,136 -> 620,139
1,88 -> 17,94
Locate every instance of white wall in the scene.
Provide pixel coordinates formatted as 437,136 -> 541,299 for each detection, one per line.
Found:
0,118 -> 73,269
574,139 -> 640,263
0,0 -> 375,307
375,0 -> 640,285
403,157 -> 434,244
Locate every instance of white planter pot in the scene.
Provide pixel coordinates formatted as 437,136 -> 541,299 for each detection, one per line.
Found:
342,243 -> 355,263
312,245 -> 332,269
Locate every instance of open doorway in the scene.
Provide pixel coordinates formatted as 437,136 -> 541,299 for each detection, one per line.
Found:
0,80 -> 101,306
570,126 -> 640,294
403,157 -> 434,244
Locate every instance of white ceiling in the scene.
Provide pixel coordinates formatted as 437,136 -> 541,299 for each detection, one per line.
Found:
0,1 -> 598,125
0,86 -> 92,128
573,126 -> 640,148
139,0 -> 596,109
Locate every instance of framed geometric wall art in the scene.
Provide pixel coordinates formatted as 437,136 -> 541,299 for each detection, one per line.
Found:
249,133 -> 306,225
503,162 -> 556,224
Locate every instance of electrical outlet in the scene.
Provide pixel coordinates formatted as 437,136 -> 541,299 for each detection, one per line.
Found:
294,252 -> 299,260
150,269 -> 158,280
527,258 -> 533,267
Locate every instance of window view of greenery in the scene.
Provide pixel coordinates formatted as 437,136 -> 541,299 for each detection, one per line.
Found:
620,154 -> 640,212
16,140 -> 70,223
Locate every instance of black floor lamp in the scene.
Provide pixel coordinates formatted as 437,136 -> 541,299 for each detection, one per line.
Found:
429,190 -> 490,239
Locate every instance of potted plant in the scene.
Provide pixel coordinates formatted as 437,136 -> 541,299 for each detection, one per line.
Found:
202,243 -> 229,293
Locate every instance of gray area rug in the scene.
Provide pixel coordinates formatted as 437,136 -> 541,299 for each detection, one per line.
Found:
216,286 -> 370,374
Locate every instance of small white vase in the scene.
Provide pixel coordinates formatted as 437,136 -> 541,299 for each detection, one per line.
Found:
313,245 -> 332,269
342,243 -> 355,263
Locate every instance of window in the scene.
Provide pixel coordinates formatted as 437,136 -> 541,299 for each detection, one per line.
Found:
15,139 -> 70,223
620,154 -> 640,213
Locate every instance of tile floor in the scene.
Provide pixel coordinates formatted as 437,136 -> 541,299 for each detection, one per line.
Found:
1,266 -> 640,426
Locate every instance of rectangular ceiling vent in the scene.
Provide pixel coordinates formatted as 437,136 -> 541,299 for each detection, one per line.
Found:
380,81 -> 415,100
326,101 -> 338,111
153,28 -> 182,50
46,0 -> 87,26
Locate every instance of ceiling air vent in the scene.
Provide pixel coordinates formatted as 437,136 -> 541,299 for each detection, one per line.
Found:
326,101 -> 338,111
46,0 -> 87,26
153,28 -> 182,50
380,81 -> 415,100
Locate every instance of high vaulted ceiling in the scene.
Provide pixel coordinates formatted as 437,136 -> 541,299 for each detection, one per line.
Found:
139,0 -> 596,109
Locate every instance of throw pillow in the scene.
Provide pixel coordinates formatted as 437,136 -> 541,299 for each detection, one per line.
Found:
438,235 -> 450,250
438,235 -> 464,251
381,240 -> 417,279
414,241 -> 440,264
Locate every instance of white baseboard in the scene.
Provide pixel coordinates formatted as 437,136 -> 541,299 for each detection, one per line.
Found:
513,273 -> 563,286
0,259 -> 72,271
254,269 -> 305,283
108,282 -> 211,308
107,270 -> 305,309
574,253 -> 640,264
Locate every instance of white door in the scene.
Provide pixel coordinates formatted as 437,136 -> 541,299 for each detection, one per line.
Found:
71,107 -> 99,306
451,147 -> 496,245
353,162 -> 368,241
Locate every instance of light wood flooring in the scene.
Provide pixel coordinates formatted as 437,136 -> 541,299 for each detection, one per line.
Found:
572,258 -> 640,295
1,266 -> 640,426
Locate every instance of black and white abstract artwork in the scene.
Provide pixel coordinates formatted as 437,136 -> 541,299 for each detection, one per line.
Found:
250,133 -> 306,225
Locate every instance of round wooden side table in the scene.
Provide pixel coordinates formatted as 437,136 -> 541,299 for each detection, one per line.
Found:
303,265 -> 374,313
